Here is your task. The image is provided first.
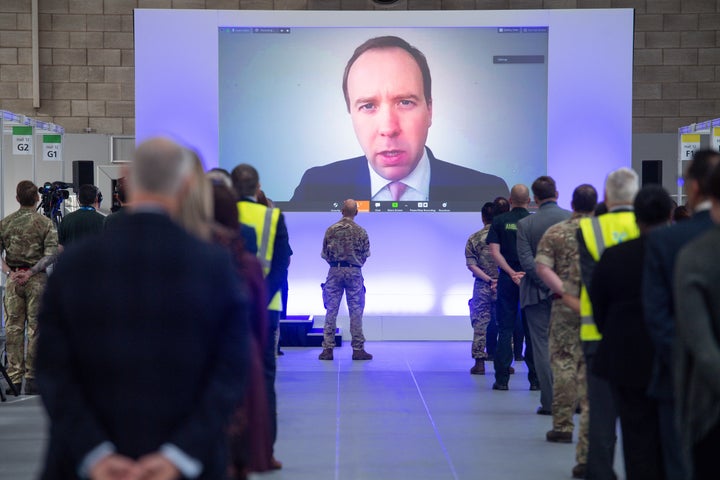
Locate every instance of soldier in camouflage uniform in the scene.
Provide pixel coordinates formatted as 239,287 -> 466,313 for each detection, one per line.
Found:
535,184 -> 597,479
465,202 -> 499,375
0,181 -> 58,395
318,199 -> 372,361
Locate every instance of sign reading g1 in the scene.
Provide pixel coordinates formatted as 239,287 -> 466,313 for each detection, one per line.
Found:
12,126 -> 33,156
43,135 -> 62,162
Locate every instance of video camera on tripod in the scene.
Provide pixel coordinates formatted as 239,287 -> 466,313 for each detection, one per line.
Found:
38,181 -> 71,227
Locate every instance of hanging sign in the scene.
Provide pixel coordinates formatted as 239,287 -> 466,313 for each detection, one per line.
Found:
43,135 -> 62,162
713,127 -> 720,153
12,126 -> 33,156
679,134 -> 700,161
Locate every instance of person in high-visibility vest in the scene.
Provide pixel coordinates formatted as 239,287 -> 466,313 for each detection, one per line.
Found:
577,167 -> 640,480
589,184 -> 674,480
231,164 -> 292,471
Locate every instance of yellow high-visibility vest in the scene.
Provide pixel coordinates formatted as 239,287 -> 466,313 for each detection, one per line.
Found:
237,201 -> 282,311
578,211 -> 639,341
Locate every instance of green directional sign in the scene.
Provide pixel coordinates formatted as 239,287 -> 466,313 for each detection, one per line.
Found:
12,126 -> 33,156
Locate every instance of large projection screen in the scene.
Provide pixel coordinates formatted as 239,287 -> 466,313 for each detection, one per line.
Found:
135,9 -> 633,337
218,25 -> 548,213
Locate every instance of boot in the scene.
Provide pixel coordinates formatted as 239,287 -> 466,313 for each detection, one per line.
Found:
546,430 -> 572,443
571,463 -> 587,478
318,348 -> 333,360
470,359 -> 485,375
269,457 -> 283,470
24,379 -> 39,395
352,349 -> 373,360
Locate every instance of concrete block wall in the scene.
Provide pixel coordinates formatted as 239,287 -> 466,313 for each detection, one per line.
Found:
0,0 -> 718,135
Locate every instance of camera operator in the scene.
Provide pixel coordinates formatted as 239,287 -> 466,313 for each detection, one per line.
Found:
58,184 -> 104,251
0,180 -> 58,395
104,176 -> 128,230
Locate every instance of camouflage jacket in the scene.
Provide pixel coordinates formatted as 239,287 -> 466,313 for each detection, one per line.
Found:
322,217 -> 370,267
0,207 -> 58,267
465,224 -> 499,281
535,213 -> 590,297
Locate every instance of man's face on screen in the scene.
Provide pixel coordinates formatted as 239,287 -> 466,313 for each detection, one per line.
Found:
346,47 -> 432,182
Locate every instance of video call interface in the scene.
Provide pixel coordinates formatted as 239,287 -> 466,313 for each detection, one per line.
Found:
218,26 -> 549,213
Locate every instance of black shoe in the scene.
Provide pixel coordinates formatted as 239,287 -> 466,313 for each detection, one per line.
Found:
277,350 -> 285,356
4,382 -> 21,395
529,382 -> 540,391
485,354 -> 494,361
515,355 -> 525,361
24,379 -> 39,395
546,430 -> 573,443
536,407 -> 552,415
492,382 -> 509,391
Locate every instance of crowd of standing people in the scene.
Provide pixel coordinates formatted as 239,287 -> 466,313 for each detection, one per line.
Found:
464,149 -> 720,480
1,138 -> 720,479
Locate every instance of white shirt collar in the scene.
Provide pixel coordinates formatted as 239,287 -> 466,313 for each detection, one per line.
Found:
694,200 -> 712,213
368,148 -> 430,201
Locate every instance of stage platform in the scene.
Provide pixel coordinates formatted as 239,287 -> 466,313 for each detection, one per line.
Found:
279,315 -> 342,347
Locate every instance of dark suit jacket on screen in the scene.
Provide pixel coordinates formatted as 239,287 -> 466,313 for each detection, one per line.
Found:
36,212 -> 250,480
290,147 -> 509,204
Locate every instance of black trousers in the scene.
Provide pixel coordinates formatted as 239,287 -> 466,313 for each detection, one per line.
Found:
494,274 -> 537,386
583,341 -> 618,480
694,419 -> 720,480
264,310 -> 280,446
611,384 -> 665,480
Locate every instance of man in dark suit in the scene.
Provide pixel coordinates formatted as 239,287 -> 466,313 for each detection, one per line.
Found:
590,185 -> 674,480
290,36 -> 508,205
36,138 -> 250,480
642,148 -> 720,480
517,176 -> 571,414
674,161 -> 720,480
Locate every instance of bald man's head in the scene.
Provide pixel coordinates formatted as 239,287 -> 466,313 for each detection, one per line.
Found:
341,199 -> 359,218
509,184 -> 530,207
131,137 -> 193,197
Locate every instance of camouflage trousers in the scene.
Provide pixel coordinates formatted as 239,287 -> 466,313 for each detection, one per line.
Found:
469,282 -> 496,359
321,267 -> 365,350
549,300 -> 589,464
3,273 -> 47,383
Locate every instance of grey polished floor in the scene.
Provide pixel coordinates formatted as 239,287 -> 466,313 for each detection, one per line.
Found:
0,341 -> 623,480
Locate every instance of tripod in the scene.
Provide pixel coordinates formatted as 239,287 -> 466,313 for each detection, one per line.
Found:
0,346 -> 19,401
0,362 -> 19,401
